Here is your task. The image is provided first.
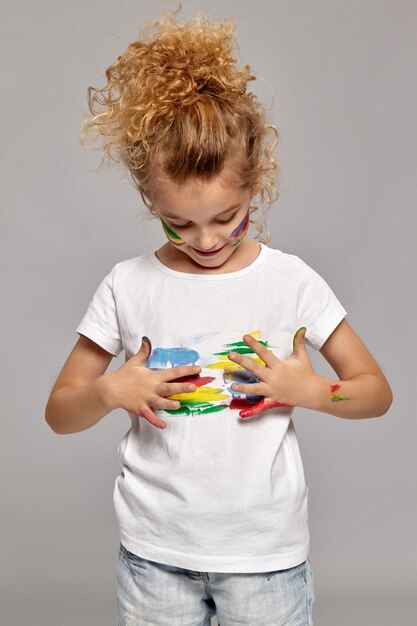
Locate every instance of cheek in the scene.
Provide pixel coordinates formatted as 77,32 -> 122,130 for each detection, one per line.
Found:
160,218 -> 186,246
230,208 -> 250,242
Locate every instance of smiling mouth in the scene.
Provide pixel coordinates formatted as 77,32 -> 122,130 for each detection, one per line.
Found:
192,245 -> 226,256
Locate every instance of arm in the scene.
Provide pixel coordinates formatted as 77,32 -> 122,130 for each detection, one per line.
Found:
310,319 -> 393,419
45,335 -> 116,434
45,335 -> 202,434
228,320 -> 393,420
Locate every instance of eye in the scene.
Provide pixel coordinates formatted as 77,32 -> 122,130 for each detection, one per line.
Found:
168,212 -> 238,230
169,222 -> 190,230
217,213 -> 238,224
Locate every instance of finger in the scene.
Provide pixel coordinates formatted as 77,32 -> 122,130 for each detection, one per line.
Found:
161,365 -> 201,381
142,335 -> 152,354
228,351 -> 268,380
240,398 -> 292,419
129,336 -> 152,363
132,406 -> 167,429
151,396 -> 182,411
241,334 -> 279,368
292,327 -> 307,353
231,381 -> 267,396
157,381 -> 197,396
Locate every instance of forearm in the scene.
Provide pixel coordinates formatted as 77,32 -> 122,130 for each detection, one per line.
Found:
306,373 -> 393,419
45,373 -> 116,434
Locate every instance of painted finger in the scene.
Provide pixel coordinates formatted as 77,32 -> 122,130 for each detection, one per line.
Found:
292,327 -> 307,352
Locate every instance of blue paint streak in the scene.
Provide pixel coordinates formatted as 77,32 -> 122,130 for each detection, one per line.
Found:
224,370 -> 263,403
223,370 -> 259,385
147,346 -> 200,369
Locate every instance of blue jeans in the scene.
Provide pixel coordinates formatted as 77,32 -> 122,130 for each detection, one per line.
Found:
117,543 -> 315,625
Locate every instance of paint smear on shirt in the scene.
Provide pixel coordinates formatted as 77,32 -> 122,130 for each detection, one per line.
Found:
145,330 -> 272,416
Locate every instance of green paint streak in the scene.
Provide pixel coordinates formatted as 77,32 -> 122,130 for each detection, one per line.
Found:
214,339 -> 269,356
165,403 -> 228,416
231,230 -> 248,246
160,218 -> 183,243
331,396 -> 350,402
215,346 -> 254,356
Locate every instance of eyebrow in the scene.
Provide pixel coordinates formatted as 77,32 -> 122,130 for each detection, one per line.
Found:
161,203 -> 241,221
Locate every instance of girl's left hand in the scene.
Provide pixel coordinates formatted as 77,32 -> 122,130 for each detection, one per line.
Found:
228,328 -> 318,418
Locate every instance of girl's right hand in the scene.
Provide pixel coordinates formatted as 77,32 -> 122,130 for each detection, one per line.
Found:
104,337 -> 200,429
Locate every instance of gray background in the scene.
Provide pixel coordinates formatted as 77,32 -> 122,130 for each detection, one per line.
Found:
1,1 -> 416,625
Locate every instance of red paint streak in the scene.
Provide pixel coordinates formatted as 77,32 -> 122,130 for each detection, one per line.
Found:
330,384 -> 341,393
229,398 -> 253,411
172,375 -> 215,387
192,376 -> 215,387
239,398 -> 292,418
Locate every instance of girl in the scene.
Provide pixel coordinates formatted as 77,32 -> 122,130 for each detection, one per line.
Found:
45,3 -> 393,625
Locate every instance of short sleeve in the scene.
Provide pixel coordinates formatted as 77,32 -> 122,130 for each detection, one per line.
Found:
297,258 -> 347,350
76,265 -> 123,357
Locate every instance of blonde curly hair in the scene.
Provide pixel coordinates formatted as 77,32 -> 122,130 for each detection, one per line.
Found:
80,1 -> 279,243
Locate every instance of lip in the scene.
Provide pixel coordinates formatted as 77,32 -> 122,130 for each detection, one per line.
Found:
192,244 -> 226,256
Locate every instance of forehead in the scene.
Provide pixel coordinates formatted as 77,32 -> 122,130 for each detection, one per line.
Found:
154,175 -> 249,219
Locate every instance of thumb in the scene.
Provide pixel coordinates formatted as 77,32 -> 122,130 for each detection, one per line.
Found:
292,327 -> 307,354
132,335 -> 152,362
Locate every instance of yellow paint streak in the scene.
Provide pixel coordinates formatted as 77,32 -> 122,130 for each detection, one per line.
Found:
168,386 -> 229,403
206,356 -> 266,370
245,330 -> 263,340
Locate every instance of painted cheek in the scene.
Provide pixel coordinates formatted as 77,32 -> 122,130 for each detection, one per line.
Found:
230,208 -> 250,246
160,218 -> 186,246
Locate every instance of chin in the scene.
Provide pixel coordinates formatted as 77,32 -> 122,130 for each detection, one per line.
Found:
191,256 -> 224,268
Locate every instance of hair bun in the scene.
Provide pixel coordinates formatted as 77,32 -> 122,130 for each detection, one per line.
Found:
135,12 -> 254,112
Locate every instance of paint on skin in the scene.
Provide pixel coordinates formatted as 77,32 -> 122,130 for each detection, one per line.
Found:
159,206 -> 250,249
160,218 -> 186,246
329,383 -> 350,403
292,326 -> 307,351
230,208 -> 250,246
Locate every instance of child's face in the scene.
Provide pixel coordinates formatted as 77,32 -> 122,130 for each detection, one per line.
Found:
153,175 -> 255,268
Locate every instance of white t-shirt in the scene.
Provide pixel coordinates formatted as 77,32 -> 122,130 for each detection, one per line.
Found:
76,243 -> 347,573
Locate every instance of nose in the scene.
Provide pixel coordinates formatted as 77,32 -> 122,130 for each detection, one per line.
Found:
193,227 -> 221,251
